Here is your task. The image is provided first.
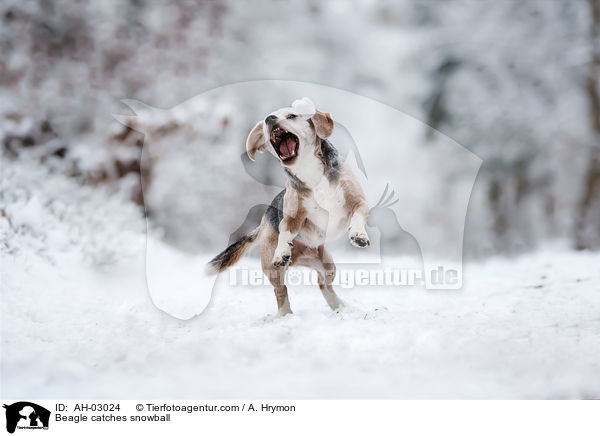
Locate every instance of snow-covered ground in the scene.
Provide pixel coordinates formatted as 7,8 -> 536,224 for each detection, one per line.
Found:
2,158 -> 599,399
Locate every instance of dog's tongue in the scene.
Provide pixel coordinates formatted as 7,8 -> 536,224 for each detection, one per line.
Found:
279,137 -> 296,158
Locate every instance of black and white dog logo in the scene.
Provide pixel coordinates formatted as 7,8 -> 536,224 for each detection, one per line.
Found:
3,402 -> 50,434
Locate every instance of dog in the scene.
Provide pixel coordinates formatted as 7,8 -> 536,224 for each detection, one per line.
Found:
207,99 -> 370,316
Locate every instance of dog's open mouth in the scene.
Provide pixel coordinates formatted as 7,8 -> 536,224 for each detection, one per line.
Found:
270,127 -> 299,162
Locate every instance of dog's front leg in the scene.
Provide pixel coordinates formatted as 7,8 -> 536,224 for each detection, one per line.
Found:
341,175 -> 371,248
348,201 -> 370,248
272,228 -> 295,268
273,190 -> 307,268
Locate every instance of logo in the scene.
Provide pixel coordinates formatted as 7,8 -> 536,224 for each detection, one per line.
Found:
114,81 -> 482,319
3,402 -> 50,434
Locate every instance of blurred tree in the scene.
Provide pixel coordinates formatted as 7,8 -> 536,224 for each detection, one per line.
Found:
575,0 -> 600,249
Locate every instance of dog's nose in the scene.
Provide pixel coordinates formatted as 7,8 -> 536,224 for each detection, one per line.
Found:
265,115 -> 278,125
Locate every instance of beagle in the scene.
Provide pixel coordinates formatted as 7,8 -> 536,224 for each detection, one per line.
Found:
208,101 -> 370,316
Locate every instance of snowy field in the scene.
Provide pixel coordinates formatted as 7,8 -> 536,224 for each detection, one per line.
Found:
2,158 -> 600,399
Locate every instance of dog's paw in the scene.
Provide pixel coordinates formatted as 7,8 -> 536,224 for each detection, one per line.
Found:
276,307 -> 293,317
262,311 -> 293,322
349,231 -> 370,248
273,255 -> 291,268
272,246 -> 292,268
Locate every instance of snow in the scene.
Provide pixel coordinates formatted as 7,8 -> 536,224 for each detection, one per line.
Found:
2,158 -> 599,399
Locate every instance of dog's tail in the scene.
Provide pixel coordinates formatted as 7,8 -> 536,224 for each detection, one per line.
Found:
205,226 -> 261,274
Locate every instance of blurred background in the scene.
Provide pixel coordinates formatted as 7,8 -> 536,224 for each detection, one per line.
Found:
1,0 -> 599,259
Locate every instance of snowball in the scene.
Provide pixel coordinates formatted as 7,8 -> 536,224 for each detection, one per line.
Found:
291,97 -> 316,120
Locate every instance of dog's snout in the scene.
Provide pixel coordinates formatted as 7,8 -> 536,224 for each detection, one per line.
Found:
265,115 -> 278,125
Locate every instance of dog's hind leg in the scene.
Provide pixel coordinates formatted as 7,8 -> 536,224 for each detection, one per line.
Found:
318,277 -> 344,311
294,245 -> 344,311
269,270 -> 292,316
317,245 -> 345,310
261,228 -> 292,316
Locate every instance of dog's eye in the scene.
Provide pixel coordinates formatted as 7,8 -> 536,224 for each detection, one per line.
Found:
286,114 -> 297,120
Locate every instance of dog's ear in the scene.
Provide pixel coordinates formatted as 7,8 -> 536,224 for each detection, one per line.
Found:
246,121 -> 266,161
311,110 -> 334,139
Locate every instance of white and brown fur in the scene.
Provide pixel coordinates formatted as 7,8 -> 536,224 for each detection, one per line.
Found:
207,105 -> 370,316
